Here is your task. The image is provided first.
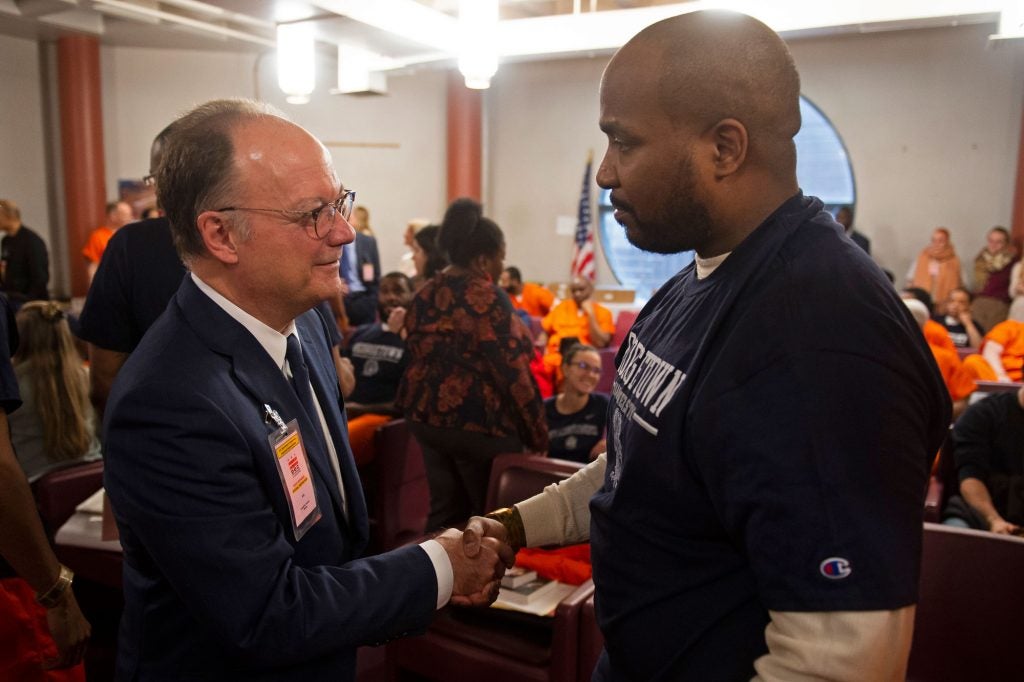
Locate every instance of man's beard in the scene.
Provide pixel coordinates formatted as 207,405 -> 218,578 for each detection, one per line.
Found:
619,153 -> 714,256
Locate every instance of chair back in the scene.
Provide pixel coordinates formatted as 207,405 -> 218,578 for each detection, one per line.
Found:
370,419 -> 429,551
486,453 -> 584,511
906,523 -> 1024,681
610,309 -> 638,348
31,460 -> 104,538
595,347 -> 617,394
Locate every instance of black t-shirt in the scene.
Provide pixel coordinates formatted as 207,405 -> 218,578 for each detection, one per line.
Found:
344,323 -> 407,405
544,393 -> 608,463
936,315 -> 985,349
590,193 -> 950,681
78,218 -> 186,353
0,293 -> 21,578
0,224 -> 49,304
951,391 -> 1024,524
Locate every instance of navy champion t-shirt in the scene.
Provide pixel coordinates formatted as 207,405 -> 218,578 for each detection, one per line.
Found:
589,193 -> 950,681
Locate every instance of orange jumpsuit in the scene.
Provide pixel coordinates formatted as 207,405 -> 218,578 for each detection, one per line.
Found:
929,343 -> 975,401
82,226 -> 115,265
541,300 -> 615,382
961,319 -> 1024,382
509,282 -> 555,318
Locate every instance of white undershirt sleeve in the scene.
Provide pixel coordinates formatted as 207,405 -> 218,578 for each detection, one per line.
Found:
515,453 -> 605,547
752,607 -> 915,681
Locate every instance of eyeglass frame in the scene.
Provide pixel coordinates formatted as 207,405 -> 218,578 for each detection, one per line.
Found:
570,360 -> 602,376
210,189 -> 356,239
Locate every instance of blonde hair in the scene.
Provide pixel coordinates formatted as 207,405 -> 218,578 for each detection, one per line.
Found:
14,301 -> 94,460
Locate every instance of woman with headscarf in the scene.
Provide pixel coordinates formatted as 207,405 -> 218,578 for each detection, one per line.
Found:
909,227 -> 962,311
972,226 -> 1017,330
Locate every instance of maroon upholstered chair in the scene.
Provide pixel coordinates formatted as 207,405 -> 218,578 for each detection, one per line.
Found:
386,453 -> 591,682
595,347 -> 617,394
577,593 -> 603,682
30,459 -> 104,538
365,418 -> 429,553
906,523 -> 1024,681
610,309 -> 638,348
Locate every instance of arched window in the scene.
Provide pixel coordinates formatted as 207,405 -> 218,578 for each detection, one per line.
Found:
597,95 -> 855,301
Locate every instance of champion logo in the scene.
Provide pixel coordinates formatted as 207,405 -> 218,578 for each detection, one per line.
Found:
819,557 -> 852,580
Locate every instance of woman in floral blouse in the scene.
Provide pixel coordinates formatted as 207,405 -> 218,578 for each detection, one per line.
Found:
397,198 -> 548,529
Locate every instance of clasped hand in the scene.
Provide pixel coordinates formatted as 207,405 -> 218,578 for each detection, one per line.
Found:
436,522 -> 514,607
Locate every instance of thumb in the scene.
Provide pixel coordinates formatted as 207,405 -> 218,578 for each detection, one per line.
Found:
462,524 -> 481,558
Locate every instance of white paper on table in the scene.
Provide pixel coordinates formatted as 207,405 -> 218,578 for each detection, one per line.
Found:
491,581 -> 576,617
76,488 -> 105,514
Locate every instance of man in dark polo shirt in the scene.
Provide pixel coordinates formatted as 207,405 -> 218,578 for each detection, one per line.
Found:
0,200 -> 49,306
77,124 -> 186,419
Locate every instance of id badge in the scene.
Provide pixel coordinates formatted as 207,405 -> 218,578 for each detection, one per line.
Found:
268,418 -> 322,541
361,262 -> 374,283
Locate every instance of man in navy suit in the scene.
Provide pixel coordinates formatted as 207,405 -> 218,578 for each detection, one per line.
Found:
339,229 -> 381,327
103,99 -> 508,681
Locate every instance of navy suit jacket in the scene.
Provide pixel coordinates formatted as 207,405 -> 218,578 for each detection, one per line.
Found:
103,277 -> 437,681
353,232 -> 381,292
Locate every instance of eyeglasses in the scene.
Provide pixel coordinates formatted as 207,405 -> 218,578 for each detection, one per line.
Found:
571,361 -> 602,376
212,190 -> 356,239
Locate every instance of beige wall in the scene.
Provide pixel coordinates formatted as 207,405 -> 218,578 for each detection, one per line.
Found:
99,46 -> 448,276
0,34 -> 52,255
791,24 -> 1024,287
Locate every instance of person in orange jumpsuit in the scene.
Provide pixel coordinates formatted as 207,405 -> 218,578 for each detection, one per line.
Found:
82,201 -> 133,283
961,319 -> 1024,384
541,276 -> 614,385
905,299 -> 974,418
500,266 -> 555,318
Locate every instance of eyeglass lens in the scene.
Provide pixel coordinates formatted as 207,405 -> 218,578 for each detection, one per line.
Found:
312,191 -> 355,238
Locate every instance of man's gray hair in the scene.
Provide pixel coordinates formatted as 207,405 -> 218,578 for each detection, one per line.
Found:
156,99 -> 284,263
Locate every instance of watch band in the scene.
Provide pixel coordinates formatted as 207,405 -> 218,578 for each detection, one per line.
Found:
35,564 -> 74,608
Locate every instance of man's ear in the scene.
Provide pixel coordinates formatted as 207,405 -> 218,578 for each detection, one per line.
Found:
196,210 -> 241,265
708,118 -> 748,179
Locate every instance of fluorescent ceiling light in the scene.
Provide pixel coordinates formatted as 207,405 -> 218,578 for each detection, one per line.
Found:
278,22 -> 316,104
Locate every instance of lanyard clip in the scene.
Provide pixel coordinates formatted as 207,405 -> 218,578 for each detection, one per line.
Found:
263,403 -> 288,434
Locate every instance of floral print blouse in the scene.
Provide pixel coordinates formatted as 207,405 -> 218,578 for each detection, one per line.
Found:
396,271 -> 548,452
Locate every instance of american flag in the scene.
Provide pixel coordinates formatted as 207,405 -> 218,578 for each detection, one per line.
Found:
571,154 -> 596,281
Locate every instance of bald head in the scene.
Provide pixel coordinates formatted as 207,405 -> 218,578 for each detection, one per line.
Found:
608,11 -> 801,175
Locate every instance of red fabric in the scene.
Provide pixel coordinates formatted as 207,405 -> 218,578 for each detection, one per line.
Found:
0,578 -> 85,682
529,349 -> 554,399
515,545 -> 592,585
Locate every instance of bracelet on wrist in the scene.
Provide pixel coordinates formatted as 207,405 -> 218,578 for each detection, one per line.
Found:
35,564 -> 74,609
484,507 -> 527,552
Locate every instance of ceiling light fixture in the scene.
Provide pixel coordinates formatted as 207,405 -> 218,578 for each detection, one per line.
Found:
457,0 -> 498,89
277,22 -> 316,104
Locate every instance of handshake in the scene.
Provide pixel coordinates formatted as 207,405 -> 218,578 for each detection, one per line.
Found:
433,516 -> 516,607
